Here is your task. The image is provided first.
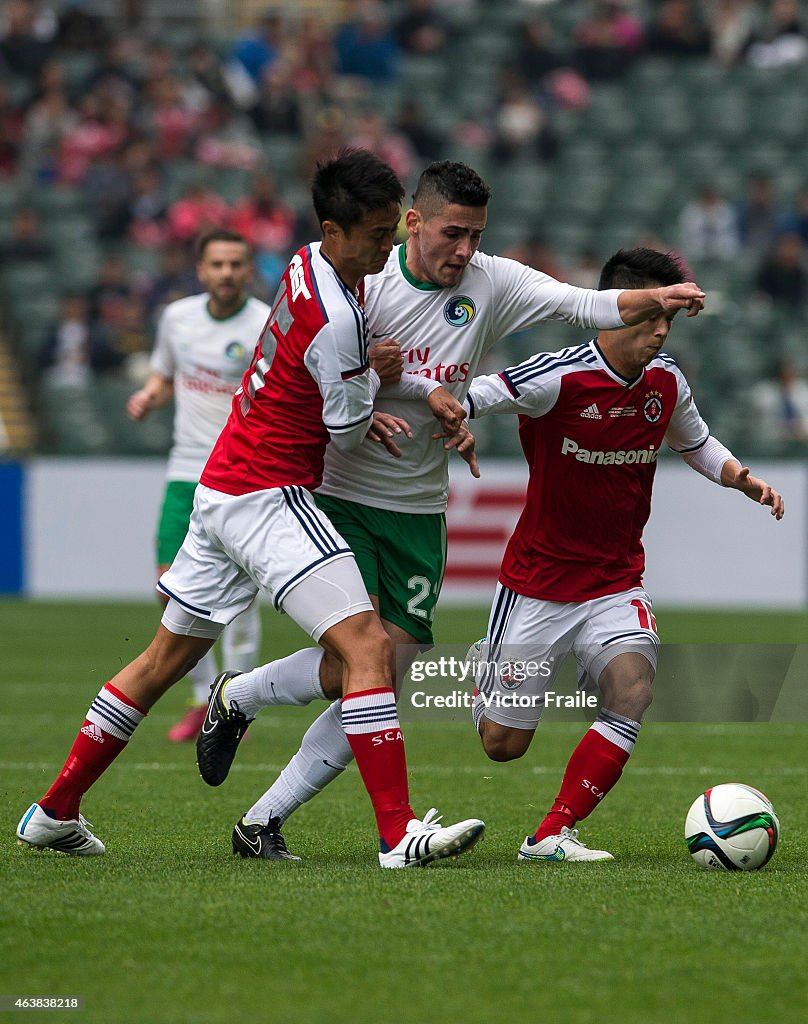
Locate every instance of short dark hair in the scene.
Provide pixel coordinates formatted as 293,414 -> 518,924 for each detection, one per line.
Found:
598,248 -> 686,290
196,228 -> 250,260
412,161 -> 491,217
312,148 -> 404,231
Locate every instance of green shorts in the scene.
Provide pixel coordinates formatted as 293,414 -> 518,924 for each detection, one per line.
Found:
314,493 -> 446,646
156,480 -> 198,565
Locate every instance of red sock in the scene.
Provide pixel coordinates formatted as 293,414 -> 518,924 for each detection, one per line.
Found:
534,726 -> 632,842
40,683 -> 147,820
341,687 -> 414,849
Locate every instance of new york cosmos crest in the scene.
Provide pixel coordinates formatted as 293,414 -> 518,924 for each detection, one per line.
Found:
643,389 -> 663,423
225,341 -> 247,361
444,295 -> 476,327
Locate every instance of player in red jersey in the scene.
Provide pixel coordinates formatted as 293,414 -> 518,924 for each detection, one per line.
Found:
463,247 -> 784,862
16,149 -> 485,868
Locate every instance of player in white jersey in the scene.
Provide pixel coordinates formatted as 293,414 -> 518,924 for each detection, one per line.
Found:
199,162 -> 708,858
462,247 -> 783,862
17,149 -> 485,868
126,229 -> 270,741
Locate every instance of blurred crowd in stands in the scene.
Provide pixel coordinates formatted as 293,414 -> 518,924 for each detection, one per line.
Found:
2,0 -> 808,454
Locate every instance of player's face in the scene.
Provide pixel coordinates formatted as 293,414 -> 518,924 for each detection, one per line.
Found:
608,310 -> 678,377
406,203 -> 487,288
327,202 -> 401,286
197,241 -> 253,312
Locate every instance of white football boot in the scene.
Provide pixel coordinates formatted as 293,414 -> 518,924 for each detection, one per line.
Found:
16,803 -> 105,855
518,826 -> 613,863
379,808 -> 485,868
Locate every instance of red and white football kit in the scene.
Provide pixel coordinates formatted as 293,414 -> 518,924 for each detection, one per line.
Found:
158,242 -> 378,640
26,243 -> 480,856
466,338 -> 709,729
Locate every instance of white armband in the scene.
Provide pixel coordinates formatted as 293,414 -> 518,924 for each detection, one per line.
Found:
680,435 -> 736,484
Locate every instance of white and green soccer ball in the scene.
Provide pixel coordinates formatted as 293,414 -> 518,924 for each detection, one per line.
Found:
685,783 -> 779,871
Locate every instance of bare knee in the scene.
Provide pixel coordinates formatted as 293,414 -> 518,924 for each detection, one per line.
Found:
619,679 -> 653,719
342,614 -> 393,668
320,612 -> 393,690
599,653 -> 654,721
480,720 -> 533,762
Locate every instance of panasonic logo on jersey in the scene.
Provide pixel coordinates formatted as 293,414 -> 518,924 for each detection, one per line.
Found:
561,436 -> 659,465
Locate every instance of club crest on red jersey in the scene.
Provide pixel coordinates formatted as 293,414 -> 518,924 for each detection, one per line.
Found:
643,390 -> 663,423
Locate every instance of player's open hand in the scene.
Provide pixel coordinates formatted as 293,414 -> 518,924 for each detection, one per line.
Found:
369,339 -> 403,384
432,423 -> 480,478
728,466 -> 784,519
657,282 -> 706,318
367,411 -> 413,458
427,386 -> 467,435
126,389 -> 151,421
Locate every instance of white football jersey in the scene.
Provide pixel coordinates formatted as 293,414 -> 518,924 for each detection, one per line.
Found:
150,292 -> 270,480
317,244 -> 624,512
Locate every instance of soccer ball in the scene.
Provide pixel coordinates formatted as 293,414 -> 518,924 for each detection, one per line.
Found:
684,783 -> 779,871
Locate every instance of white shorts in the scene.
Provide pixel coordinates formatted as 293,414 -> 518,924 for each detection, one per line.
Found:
158,484 -> 372,641
476,584 -> 659,730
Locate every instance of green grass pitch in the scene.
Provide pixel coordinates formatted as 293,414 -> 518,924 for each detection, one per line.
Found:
2,600 -> 806,1023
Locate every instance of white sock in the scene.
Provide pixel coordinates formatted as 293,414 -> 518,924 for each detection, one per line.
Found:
223,647 -> 326,719
220,601 -> 262,672
187,649 -> 220,705
244,701 -> 353,825
592,707 -> 641,754
471,689 -> 486,735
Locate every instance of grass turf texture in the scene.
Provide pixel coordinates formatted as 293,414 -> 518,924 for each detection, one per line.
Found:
2,600 -> 807,1024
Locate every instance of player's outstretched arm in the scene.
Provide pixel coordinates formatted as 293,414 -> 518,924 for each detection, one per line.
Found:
721,461 -> 785,519
618,283 -> 706,324
126,373 -> 173,421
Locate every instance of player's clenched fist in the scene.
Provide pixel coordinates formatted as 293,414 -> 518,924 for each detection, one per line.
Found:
427,385 -> 467,435
618,281 -> 706,325
656,282 -> 706,317
369,339 -> 404,383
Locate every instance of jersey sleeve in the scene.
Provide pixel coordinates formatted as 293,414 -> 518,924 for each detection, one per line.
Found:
304,320 -> 378,450
380,373 -> 443,401
149,305 -> 176,378
663,362 -> 711,453
487,255 -> 624,343
466,364 -> 561,419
